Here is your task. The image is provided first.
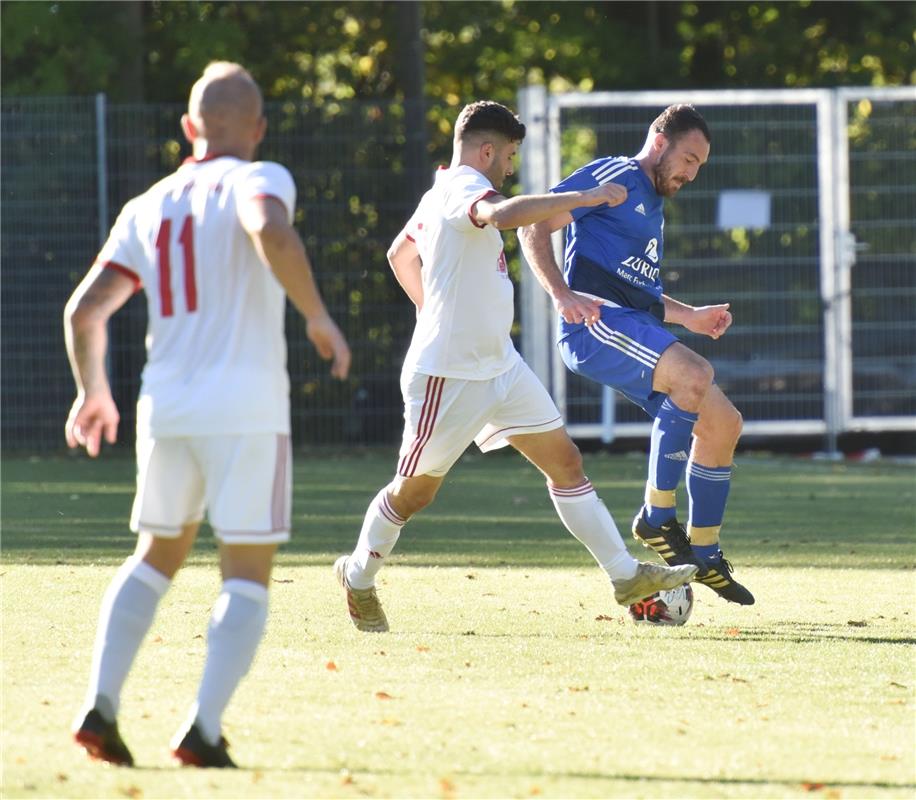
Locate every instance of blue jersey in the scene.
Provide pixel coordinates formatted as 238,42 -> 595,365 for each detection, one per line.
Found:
551,156 -> 665,311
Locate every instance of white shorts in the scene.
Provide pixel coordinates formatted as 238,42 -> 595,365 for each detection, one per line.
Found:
397,359 -> 564,478
130,433 -> 291,544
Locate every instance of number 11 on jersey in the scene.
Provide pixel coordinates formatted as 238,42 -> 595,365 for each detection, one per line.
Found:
155,214 -> 197,317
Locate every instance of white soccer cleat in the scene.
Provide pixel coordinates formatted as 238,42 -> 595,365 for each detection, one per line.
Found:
612,561 -> 698,607
333,555 -> 389,632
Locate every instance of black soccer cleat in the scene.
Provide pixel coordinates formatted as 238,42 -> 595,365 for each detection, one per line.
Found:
73,708 -> 134,767
632,508 -> 708,576
694,555 -> 755,605
172,724 -> 237,768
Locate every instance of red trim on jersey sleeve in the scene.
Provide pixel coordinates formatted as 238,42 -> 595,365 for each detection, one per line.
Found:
405,233 -> 416,243
469,189 -> 501,229
100,260 -> 142,292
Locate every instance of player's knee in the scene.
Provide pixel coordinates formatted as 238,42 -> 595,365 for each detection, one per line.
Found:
676,359 -> 714,409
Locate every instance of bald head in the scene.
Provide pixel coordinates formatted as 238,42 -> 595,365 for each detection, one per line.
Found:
183,62 -> 266,160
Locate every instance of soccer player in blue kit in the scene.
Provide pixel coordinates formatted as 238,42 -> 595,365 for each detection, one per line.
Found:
519,104 -> 753,605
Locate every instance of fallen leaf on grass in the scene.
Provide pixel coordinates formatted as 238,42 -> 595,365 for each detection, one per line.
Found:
889,681 -> 907,689
119,787 -> 142,799
846,620 -> 867,627
726,628 -> 741,636
380,718 -> 402,726
56,773 -> 68,783
530,787 -> 542,796
465,573 -> 477,580
326,661 -> 338,671
594,614 -> 615,621
802,782 -> 825,791
416,645 -> 430,652
568,685 -> 589,692
272,578 -> 293,583
375,691 -> 394,700
439,777 -> 455,798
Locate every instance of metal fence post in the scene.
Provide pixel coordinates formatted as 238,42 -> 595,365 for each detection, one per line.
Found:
95,92 -> 108,247
517,84 -> 553,388
816,91 -> 842,455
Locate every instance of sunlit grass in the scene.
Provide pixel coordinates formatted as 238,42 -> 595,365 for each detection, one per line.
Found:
1,451 -> 914,798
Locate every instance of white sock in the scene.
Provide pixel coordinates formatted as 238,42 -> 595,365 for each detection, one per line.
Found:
184,579 -> 269,746
549,481 -> 638,581
81,556 -> 170,722
346,487 -> 406,590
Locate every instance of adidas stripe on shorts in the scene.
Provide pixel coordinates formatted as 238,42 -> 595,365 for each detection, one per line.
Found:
397,358 -> 564,478
559,304 -> 679,419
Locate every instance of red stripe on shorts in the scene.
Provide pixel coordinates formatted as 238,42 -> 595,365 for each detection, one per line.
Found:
398,376 -> 445,477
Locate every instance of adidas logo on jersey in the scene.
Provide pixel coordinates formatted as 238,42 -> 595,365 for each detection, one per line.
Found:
664,450 -> 689,462
635,203 -> 646,215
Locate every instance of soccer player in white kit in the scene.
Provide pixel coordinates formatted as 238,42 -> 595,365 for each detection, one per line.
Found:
334,101 -> 696,633
65,62 -> 350,768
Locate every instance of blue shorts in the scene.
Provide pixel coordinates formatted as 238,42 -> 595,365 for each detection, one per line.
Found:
558,305 -> 679,418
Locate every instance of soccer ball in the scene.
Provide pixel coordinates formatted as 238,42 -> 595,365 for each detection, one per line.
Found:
628,583 -> 694,626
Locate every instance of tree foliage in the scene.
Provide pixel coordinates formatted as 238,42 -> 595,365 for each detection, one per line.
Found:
3,2 -> 913,103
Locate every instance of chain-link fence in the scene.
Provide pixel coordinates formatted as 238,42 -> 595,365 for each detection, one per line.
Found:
2,95 -> 427,452
3,90 -> 914,454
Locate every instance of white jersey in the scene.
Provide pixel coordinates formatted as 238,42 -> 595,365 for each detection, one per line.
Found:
401,165 -> 520,380
97,155 -> 296,438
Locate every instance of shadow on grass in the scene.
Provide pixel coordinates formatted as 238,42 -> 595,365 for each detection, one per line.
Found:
117,762 -> 915,794
686,622 -> 916,646
3,452 -> 914,570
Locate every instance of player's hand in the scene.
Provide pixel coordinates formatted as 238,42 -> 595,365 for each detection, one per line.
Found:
555,289 -> 603,327
582,182 -> 628,208
307,315 -> 352,379
65,391 -> 119,457
686,303 -> 732,339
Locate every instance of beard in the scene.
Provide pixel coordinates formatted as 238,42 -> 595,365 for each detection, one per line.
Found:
654,154 -> 686,197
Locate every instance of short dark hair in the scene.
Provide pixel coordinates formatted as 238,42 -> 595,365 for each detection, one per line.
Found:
651,104 -> 710,144
455,101 -> 526,143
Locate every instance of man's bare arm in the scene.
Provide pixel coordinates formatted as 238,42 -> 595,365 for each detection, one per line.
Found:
239,195 -> 351,379
475,181 -> 627,230
63,265 -> 136,455
387,231 -> 424,310
663,295 -> 733,339
517,212 -> 604,326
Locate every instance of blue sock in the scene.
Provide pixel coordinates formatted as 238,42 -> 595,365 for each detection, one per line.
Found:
645,398 -> 697,527
687,462 -> 732,562
691,543 -> 722,564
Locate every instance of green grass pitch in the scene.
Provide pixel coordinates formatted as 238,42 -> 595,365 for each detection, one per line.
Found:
2,449 -> 914,798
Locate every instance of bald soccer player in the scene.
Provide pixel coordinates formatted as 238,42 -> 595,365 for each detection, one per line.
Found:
66,62 -> 350,768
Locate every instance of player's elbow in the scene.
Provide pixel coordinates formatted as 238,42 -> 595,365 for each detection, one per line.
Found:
65,292 -> 104,334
